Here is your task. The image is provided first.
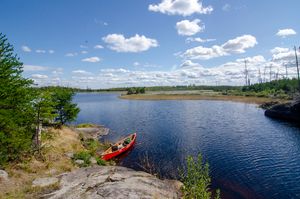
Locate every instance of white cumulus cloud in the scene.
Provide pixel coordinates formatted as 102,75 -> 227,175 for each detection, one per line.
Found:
186,37 -> 215,43
80,45 -> 88,48
148,0 -> 213,16
94,45 -> 104,49
182,35 -> 257,60
65,52 -> 78,57
222,35 -> 257,53
81,56 -> 101,63
31,74 -> 48,79
271,46 -> 297,61
270,47 -> 289,55
23,65 -> 49,71
102,34 -> 158,53
276,29 -> 297,38
36,49 -> 46,53
21,45 -> 31,52
133,62 -> 140,66
72,70 -> 92,76
176,19 -> 204,36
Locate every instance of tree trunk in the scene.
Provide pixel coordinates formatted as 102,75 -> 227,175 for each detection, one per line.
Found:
33,107 -> 42,151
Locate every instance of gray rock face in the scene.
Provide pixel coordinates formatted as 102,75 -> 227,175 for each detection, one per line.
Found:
265,101 -> 300,123
46,166 -> 182,199
0,170 -> 8,181
32,177 -> 59,187
75,126 -> 109,140
75,159 -> 85,165
90,157 -> 97,165
65,152 -> 74,159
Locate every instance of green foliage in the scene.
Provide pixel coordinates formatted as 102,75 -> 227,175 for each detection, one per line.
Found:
140,87 -> 145,93
73,151 -> 91,167
51,87 -> 80,125
180,154 -> 220,199
76,123 -> 95,128
126,87 -> 146,95
242,78 -> 299,98
95,156 -> 106,166
33,90 -> 57,124
0,33 -> 35,166
0,34 -> 81,166
127,87 -> 135,95
83,138 -> 100,155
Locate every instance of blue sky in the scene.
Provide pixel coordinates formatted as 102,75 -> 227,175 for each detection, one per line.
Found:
1,0 -> 299,88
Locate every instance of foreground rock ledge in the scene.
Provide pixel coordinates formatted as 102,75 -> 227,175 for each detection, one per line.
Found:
45,166 -> 182,199
265,101 -> 300,123
75,126 -> 109,140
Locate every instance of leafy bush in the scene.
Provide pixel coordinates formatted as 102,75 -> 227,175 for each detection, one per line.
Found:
73,151 -> 91,167
83,139 -> 100,155
76,123 -> 95,128
180,154 -> 220,199
51,87 -> 80,125
126,87 -> 146,95
95,157 -> 106,166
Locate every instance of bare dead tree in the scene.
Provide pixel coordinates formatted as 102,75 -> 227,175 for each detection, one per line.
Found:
294,46 -> 300,90
263,66 -> 267,82
258,68 -> 262,83
269,64 -> 273,82
244,59 -> 249,86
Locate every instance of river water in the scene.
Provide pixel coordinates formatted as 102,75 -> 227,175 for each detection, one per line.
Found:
74,93 -> 300,199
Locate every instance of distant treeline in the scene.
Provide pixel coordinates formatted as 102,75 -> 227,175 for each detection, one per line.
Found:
73,85 -> 242,93
71,79 -> 299,99
224,78 -> 299,99
145,85 -> 242,92
242,78 -> 299,93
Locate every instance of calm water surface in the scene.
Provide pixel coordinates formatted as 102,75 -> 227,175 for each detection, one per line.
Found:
74,93 -> 300,199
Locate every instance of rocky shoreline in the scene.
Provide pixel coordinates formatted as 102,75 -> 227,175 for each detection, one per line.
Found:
35,125 -> 183,199
0,125 -> 183,199
264,99 -> 300,123
74,125 -> 110,140
41,166 -> 182,199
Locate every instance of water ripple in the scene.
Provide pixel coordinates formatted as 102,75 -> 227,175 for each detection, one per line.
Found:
74,93 -> 300,199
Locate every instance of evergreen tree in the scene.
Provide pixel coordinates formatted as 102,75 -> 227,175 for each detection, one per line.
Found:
52,88 -> 80,125
32,90 -> 57,149
0,33 -> 35,165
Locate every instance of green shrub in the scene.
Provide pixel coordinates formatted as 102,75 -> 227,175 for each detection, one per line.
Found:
95,157 -> 106,166
76,123 -> 95,128
126,87 -> 146,95
73,151 -> 91,167
41,130 -> 55,141
180,154 -> 220,199
83,139 -> 100,155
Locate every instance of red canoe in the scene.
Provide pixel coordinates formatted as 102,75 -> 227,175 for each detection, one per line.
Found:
101,133 -> 136,161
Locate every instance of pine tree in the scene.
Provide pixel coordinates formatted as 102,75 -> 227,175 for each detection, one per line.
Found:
32,90 -> 57,149
52,87 -> 80,126
0,33 -> 35,165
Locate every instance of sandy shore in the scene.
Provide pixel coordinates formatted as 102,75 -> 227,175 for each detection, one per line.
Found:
120,93 -> 283,105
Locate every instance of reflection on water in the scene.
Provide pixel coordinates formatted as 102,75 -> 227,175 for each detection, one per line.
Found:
74,93 -> 300,199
